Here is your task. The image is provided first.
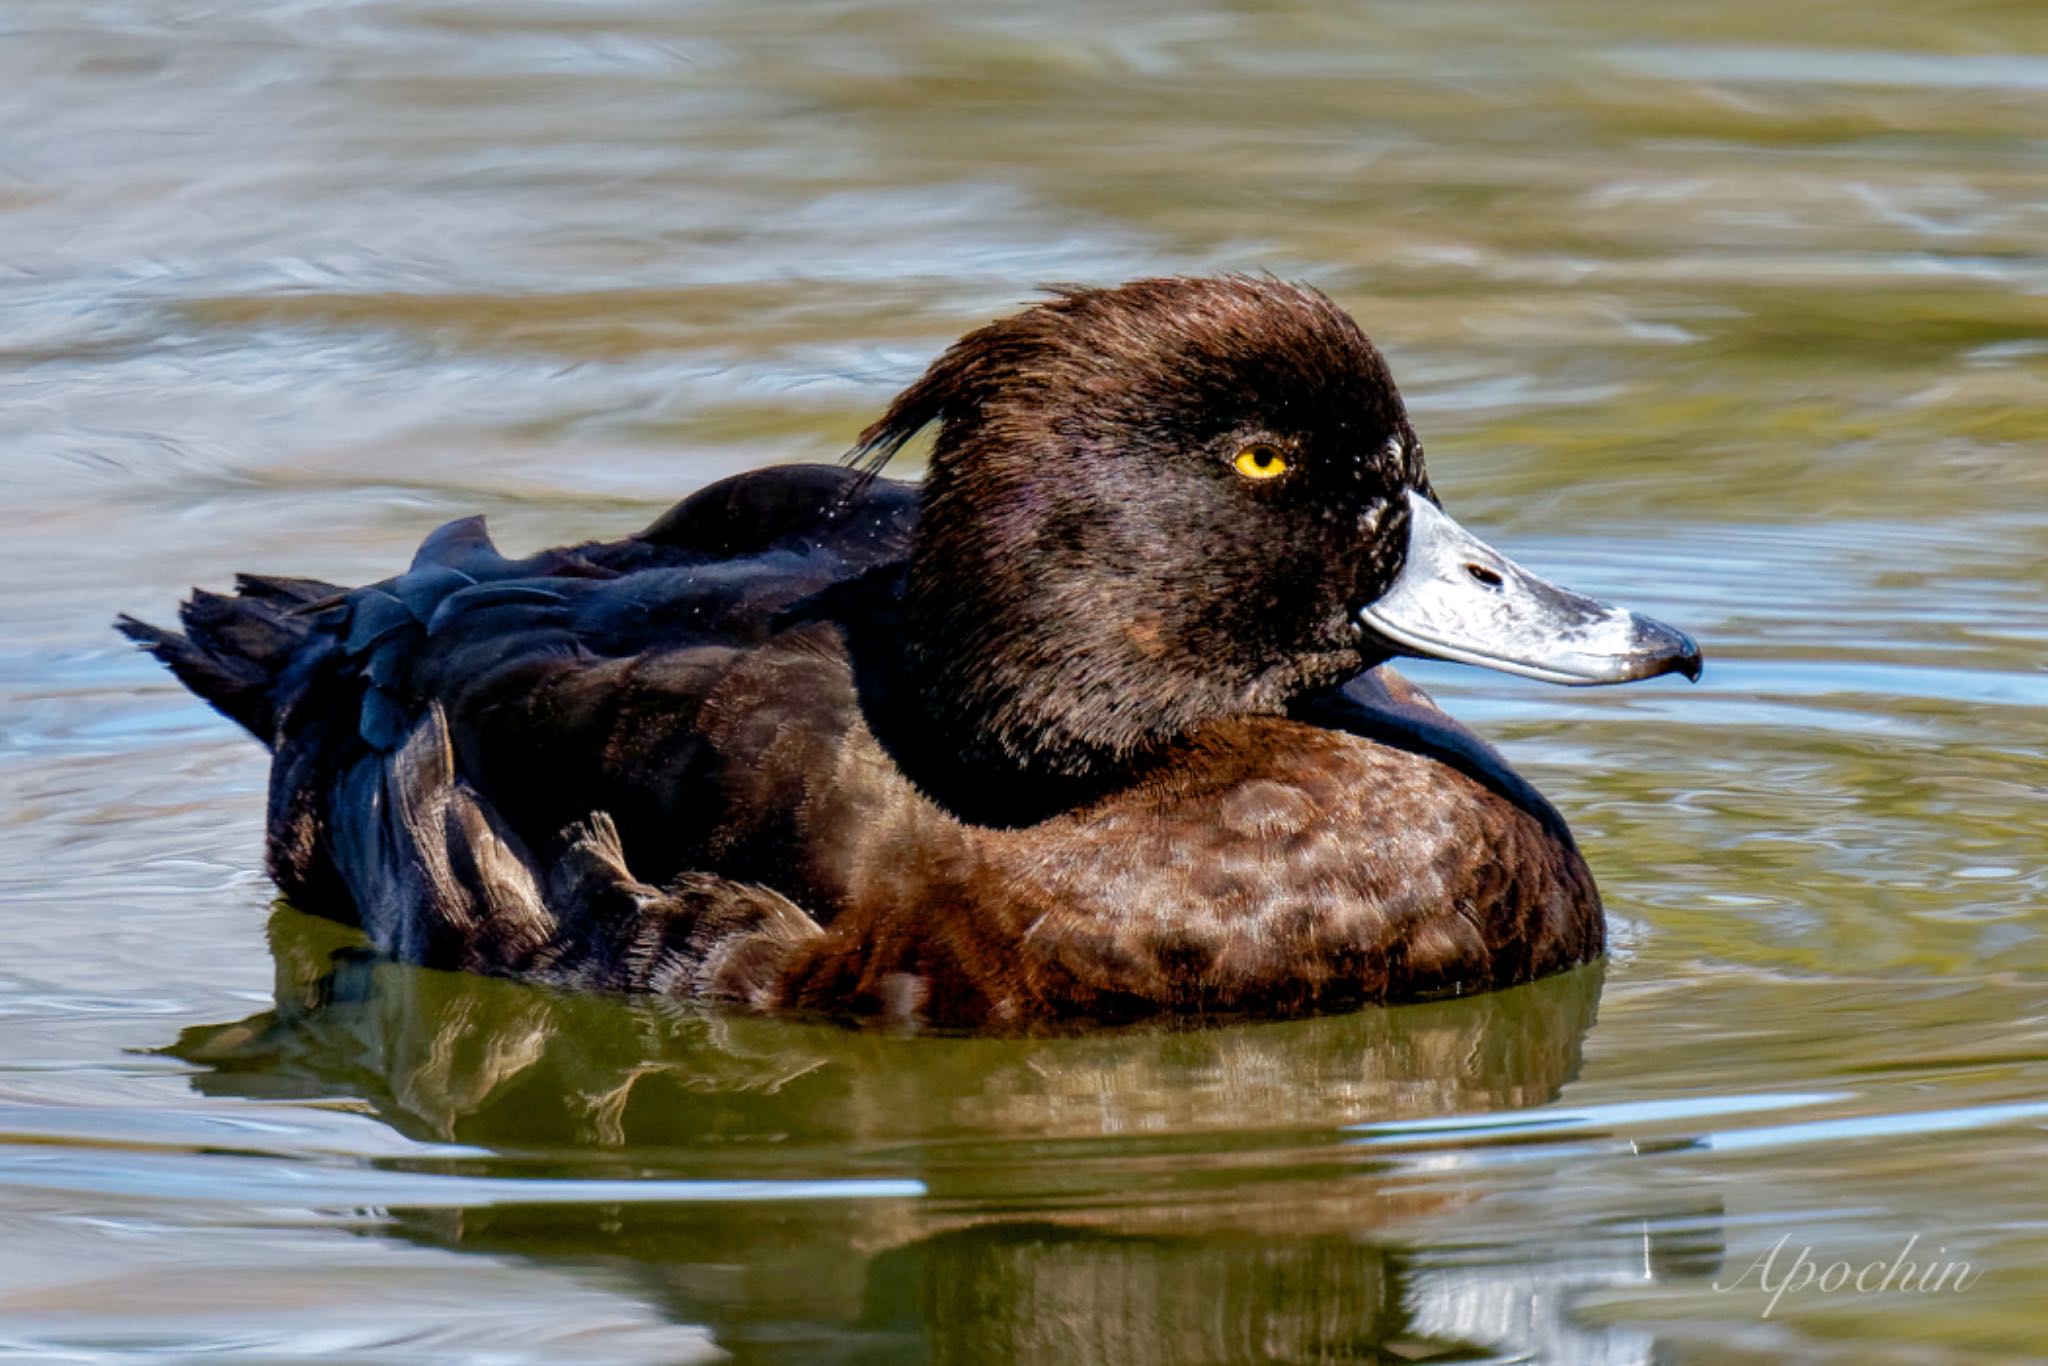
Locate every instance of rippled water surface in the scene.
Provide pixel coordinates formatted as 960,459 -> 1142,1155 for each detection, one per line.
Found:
4,2 -> 2047,1361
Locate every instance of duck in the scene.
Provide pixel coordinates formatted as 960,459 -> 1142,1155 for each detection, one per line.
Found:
121,275 -> 1700,1030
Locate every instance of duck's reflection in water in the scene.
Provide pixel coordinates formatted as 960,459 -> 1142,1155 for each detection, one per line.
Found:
171,909 -> 1719,1365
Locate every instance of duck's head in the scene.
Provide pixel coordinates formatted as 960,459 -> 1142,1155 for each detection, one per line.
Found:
856,275 -> 1700,784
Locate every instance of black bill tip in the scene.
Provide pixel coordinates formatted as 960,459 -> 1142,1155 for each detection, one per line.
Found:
1629,617 -> 1703,684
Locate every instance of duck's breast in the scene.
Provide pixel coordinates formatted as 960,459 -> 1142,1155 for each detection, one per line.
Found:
971,718 -> 1602,1016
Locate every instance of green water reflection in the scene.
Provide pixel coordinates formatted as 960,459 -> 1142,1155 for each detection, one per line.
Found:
174,911 -> 1693,1364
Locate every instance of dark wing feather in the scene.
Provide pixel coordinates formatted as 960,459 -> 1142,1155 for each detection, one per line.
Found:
122,463 -> 919,949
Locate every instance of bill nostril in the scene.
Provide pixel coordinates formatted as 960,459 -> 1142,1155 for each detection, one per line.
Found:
1465,563 -> 1504,590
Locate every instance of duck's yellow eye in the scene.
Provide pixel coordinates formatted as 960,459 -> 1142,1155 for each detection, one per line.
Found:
1234,444 -> 1288,481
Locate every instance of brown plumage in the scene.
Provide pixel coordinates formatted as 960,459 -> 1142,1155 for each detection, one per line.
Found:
120,276 -> 1694,1030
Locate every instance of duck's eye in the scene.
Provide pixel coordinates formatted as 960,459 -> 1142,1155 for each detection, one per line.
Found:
1233,444 -> 1289,481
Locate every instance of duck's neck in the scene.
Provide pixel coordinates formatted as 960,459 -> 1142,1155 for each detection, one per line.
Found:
873,553 -> 1357,828
876,568 -> 1180,825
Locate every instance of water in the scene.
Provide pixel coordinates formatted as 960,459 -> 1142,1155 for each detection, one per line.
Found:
3,1 -> 2045,1360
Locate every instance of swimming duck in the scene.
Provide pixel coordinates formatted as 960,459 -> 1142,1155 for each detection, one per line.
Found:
122,276 -> 1699,1029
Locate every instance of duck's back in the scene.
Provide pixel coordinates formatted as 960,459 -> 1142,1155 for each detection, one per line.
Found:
123,465 -> 913,949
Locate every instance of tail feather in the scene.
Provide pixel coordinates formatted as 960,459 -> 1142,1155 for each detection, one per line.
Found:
117,576 -> 339,745
234,573 -> 345,610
